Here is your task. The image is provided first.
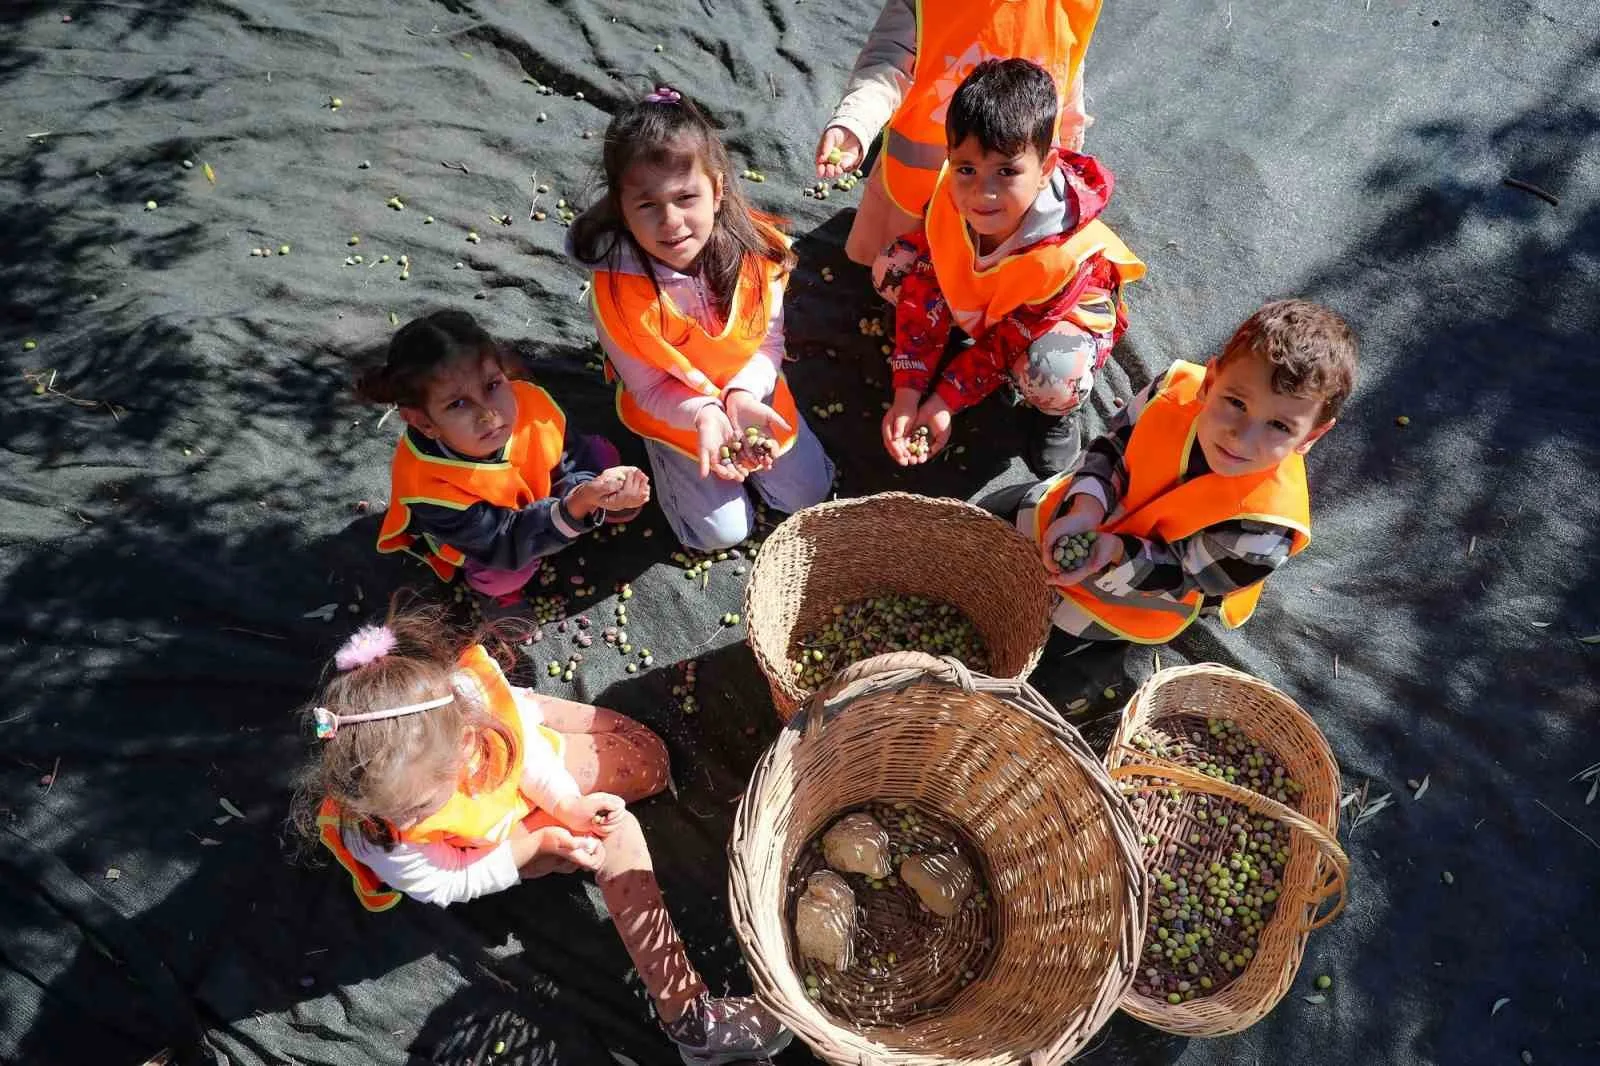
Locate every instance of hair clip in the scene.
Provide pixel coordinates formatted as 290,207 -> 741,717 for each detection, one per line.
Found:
312,706 -> 340,739
644,85 -> 682,105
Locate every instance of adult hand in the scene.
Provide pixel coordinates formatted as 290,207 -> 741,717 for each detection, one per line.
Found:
694,405 -> 745,482
815,126 -> 864,180
880,387 -> 921,465
911,394 -> 953,464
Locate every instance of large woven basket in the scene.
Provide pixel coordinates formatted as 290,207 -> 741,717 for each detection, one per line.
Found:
743,493 -> 1052,720
729,653 -> 1148,1065
1104,664 -> 1348,1036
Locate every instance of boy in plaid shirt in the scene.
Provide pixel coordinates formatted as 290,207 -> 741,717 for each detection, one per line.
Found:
1019,300 -> 1358,644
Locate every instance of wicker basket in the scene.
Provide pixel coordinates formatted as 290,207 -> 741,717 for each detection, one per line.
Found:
729,653 -> 1148,1066
1104,664 -> 1349,1036
743,492 -> 1052,720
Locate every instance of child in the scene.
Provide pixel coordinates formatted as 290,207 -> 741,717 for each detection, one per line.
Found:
873,59 -> 1145,477
569,87 -> 834,553
815,0 -> 1104,266
360,310 -> 651,603
295,607 -> 793,1064
1020,300 -> 1358,644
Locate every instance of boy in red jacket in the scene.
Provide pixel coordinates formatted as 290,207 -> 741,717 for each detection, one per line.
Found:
873,59 -> 1144,477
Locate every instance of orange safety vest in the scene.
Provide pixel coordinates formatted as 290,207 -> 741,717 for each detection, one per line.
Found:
590,223 -> 801,462
375,381 -> 567,582
1030,361 -> 1311,643
317,644 -> 565,911
925,164 -> 1144,338
881,0 -> 1103,215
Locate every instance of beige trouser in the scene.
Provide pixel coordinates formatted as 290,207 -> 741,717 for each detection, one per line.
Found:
844,163 -> 922,266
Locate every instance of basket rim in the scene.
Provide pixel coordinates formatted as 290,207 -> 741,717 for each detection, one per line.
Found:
742,491 -> 1053,714
1103,662 -> 1347,1037
729,655 -> 1149,1064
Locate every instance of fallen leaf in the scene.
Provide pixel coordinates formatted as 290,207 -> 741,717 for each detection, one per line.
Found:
1413,775 -> 1430,801
213,814 -> 233,826
104,867 -> 122,881
1303,994 -> 1327,1004
1067,698 -> 1089,712
203,161 -> 215,184
609,1053 -> 642,1066
1529,621 -> 1553,629
1492,997 -> 1511,1017
1579,634 -> 1600,645
303,603 -> 338,622
197,837 -> 221,846
219,797 -> 246,820
388,311 -> 399,326
1587,778 -> 1597,806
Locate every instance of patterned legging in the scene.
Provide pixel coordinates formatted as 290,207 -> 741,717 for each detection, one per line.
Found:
534,701 -> 704,1023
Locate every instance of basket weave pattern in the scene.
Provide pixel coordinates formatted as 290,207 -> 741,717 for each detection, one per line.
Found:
730,653 -> 1148,1065
1105,664 -> 1349,1036
743,493 -> 1052,719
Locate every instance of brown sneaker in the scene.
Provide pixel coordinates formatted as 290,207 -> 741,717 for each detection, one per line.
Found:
660,992 -> 792,1065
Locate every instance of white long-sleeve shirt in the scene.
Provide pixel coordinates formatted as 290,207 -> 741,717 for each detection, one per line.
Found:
342,682 -> 580,907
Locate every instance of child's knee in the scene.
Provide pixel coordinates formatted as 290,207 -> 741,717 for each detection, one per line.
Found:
1013,325 -> 1105,415
676,508 -> 752,552
629,725 -> 671,784
869,240 -> 919,303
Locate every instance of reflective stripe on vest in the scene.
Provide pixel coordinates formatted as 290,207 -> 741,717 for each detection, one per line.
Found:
316,645 -> 559,909
881,0 -> 1103,215
591,223 -> 801,461
925,165 -> 1145,338
375,381 -> 567,581
1051,361 -> 1311,643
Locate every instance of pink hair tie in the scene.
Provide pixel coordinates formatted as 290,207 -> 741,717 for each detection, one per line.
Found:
644,85 -> 682,105
335,625 -> 397,671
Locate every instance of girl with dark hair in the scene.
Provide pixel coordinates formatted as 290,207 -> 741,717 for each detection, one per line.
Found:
569,87 -> 833,552
359,309 -> 650,606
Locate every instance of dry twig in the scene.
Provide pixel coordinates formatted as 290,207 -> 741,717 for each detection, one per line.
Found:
23,369 -> 126,420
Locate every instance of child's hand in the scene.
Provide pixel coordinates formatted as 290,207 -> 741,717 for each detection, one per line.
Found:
595,466 -> 650,511
910,395 -> 953,464
815,126 -> 864,180
553,792 -> 628,838
1040,495 -> 1108,574
723,389 -> 792,473
694,405 -> 746,482
1052,532 -> 1123,588
566,468 -> 630,518
881,387 -> 922,465
530,825 -> 605,872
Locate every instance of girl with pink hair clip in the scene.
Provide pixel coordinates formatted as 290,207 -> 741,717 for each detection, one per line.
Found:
291,603 -> 791,1064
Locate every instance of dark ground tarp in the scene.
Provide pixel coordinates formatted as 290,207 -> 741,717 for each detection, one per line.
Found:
3,1 -> 1599,1063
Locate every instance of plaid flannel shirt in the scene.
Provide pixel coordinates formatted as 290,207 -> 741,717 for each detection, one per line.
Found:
1065,378 -> 1299,609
